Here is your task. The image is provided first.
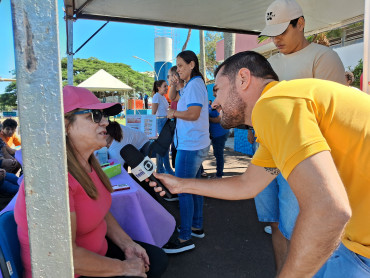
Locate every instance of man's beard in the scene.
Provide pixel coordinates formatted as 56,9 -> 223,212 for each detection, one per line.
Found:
220,85 -> 246,129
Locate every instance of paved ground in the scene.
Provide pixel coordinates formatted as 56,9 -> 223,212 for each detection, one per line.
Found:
159,138 -> 276,278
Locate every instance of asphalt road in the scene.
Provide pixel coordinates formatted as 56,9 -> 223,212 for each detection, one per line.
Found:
160,143 -> 276,278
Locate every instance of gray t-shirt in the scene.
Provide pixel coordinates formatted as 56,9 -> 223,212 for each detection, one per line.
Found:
268,43 -> 346,84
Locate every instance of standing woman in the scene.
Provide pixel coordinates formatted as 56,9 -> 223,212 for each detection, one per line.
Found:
167,66 -> 184,172
152,80 -> 174,175
164,50 -> 210,253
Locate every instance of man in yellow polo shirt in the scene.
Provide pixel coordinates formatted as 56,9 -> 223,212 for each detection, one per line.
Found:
152,51 -> 370,277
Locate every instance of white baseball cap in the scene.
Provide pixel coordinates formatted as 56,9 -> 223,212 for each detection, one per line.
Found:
259,0 -> 303,37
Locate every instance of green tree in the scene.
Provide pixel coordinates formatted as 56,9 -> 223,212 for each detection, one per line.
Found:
348,59 -> 363,89
203,32 -> 223,79
61,57 -> 154,94
2,81 -> 17,111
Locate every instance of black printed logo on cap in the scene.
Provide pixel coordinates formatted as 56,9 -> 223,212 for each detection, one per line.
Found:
267,12 -> 275,21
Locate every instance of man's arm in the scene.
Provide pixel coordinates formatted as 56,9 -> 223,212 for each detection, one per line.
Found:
13,134 -> 21,146
152,163 -> 277,200
247,129 -> 255,144
314,48 -> 346,85
278,151 -> 351,278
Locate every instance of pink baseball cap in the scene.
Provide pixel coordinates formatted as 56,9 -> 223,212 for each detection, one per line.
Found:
63,86 -> 122,116
259,0 -> 303,37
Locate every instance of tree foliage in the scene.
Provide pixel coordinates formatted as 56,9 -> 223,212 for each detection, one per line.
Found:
61,57 -> 154,94
348,59 -> 363,89
2,80 -> 17,111
203,32 -> 223,80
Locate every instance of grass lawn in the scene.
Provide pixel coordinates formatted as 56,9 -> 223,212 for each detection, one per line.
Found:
114,118 -> 126,125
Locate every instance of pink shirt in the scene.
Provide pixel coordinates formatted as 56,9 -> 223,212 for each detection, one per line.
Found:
170,100 -> 178,110
14,169 -> 112,278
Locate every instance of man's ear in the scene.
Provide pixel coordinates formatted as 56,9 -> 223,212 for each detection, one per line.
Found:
297,17 -> 305,32
237,68 -> 251,90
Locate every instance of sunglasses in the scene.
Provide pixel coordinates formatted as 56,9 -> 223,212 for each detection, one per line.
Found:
73,109 -> 109,123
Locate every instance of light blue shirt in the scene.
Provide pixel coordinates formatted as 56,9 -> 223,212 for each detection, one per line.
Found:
175,76 -> 210,150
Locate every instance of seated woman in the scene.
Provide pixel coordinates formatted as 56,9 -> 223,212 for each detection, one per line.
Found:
106,120 -> 150,166
14,86 -> 168,278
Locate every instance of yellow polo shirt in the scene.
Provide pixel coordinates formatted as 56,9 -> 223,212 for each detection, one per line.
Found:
251,79 -> 370,258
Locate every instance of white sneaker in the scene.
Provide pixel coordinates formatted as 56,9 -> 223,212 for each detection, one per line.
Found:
264,225 -> 272,235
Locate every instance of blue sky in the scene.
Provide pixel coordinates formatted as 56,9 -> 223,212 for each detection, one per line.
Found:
0,0 -> 200,94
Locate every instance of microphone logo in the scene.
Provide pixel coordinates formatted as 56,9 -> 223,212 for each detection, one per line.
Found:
143,159 -> 154,172
131,156 -> 157,182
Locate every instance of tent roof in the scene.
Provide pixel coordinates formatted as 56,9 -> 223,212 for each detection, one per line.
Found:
77,69 -> 133,91
65,0 -> 364,35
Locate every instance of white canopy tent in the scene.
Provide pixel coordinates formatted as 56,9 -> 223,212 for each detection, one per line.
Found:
77,69 -> 133,114
65,0 -> 364,36
64,0 -> 369,93
77,69 -> 133,92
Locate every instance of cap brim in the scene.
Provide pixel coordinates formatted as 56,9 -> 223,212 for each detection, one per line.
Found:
259,21 -> 290,37
82,102 -> 122,116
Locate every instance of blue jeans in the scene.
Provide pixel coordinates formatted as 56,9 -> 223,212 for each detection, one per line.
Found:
211,132 -> 229,177
0,172 -> 19,195
156,118 -> 174,175
314,243 -> 370,277
254,173 -> 299,239
176,146 -> 210,240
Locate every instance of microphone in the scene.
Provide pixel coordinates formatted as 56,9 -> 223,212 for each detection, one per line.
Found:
120,144 -> 173,199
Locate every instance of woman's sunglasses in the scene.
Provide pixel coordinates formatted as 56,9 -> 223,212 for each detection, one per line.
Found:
73,109 -> 109,123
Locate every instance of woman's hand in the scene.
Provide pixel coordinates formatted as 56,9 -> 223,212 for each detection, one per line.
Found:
149,173 -> 183,195
123,241 -> 150,272
167,108 -> 176,119
121,258 -> 147,277
169,74 -> 179,87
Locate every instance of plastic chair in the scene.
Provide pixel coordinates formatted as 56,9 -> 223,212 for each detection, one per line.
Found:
0,211 -> 23,278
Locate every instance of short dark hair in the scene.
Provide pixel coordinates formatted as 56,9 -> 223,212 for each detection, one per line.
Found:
214,51 -> 279,82
106,120 -> 123,142
2,118 -> 18,129
177,50 -> 204,81
290,16 -> 304,28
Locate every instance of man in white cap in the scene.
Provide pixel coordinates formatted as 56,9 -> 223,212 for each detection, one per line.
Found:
251,0 -> 346,272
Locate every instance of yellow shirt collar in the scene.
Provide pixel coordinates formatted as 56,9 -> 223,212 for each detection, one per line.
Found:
261,81 -> 279,97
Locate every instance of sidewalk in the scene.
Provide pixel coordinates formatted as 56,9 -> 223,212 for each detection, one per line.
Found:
160,144 -> 275,278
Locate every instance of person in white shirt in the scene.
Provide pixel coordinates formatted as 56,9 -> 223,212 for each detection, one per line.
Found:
253,0 -> 346,272
163,50 -> 210,254
152,80 -> 174,175
105,121 -> 150,166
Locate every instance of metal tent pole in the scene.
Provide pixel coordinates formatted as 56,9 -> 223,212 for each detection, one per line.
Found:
199,30 -> 206,78
67,19 -> 74,85
10,0 -> 73,277
363,0 -> 370,94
